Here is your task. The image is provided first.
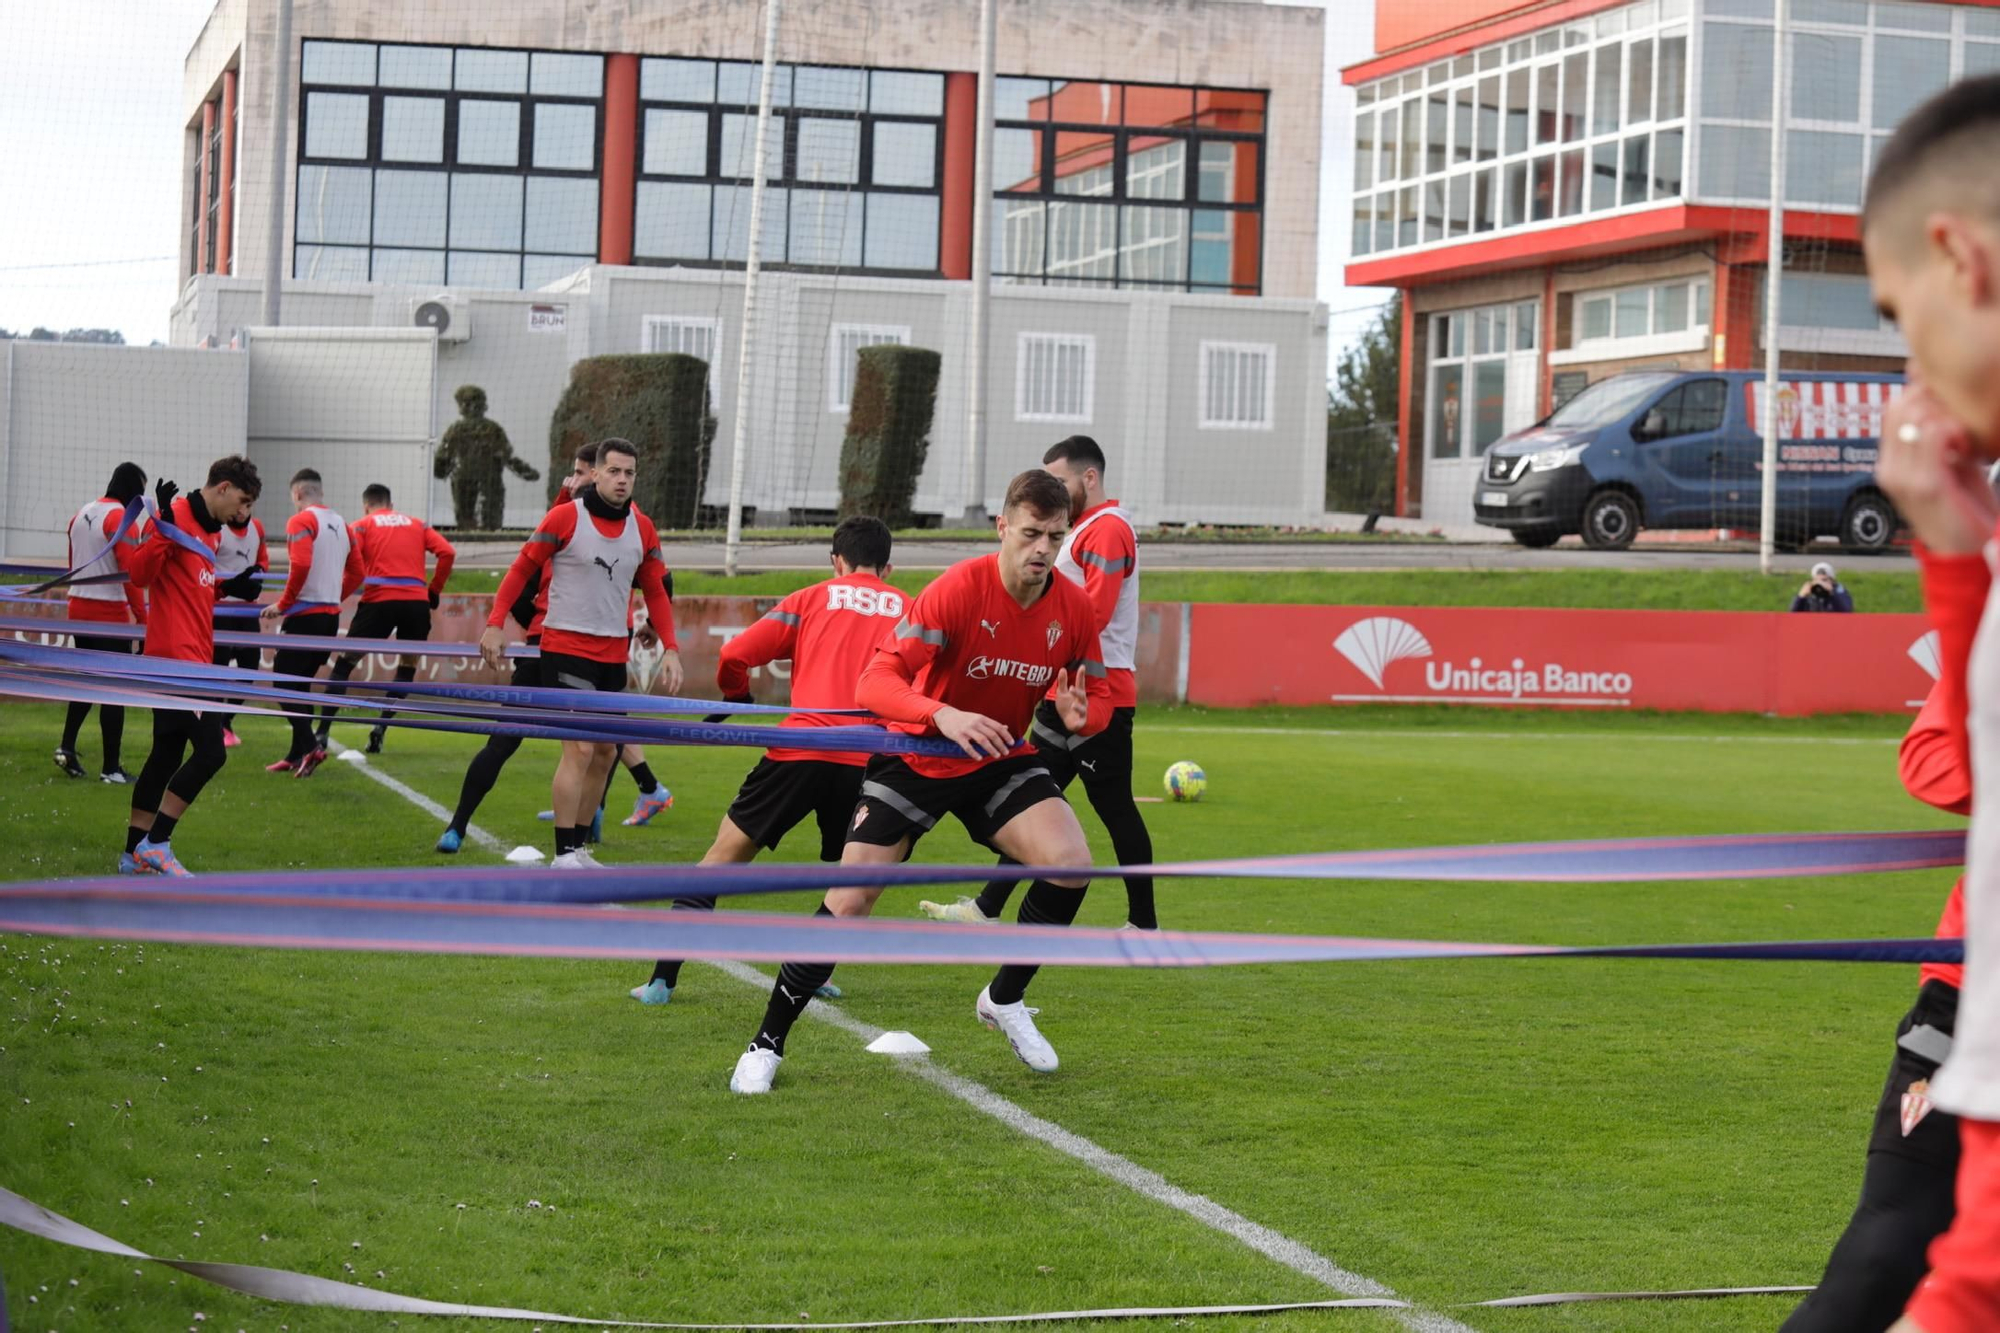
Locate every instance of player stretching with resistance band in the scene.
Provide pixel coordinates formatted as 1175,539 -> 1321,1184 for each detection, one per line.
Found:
728,470 -> 1108,1094
319,483 -> 454,754
121,456 -> 263,877
480,438 -> 680,868
630,516 -> 898,1006
54,461 -> 150,783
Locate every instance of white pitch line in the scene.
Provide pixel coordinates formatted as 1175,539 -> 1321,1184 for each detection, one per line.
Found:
323,740 -> 504,853
1148,724 -> 1898,746
704,959 -> 1477,1333
332,750 -> 1474,1333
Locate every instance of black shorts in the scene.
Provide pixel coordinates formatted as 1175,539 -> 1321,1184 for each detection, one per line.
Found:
72,632 -> 137,659
1867,979 -> 1961,1167
848,752 -> 1064,854
727,758 -> 866,861
341,600 -> 431,663
1027,699 -> 1135,792
211,613 -> 262,670
540,649 -> 626,693
510,642 -> 543,689
272,610 -> 341,680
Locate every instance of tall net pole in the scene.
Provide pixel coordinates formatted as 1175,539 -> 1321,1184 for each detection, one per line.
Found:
960,0 -> 997,526
1758,0 -> 1789,576
723,0 -> 783,577
260,0 -> 294,328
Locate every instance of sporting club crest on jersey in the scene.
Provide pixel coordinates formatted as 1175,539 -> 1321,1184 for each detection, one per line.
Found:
1046,620 -> 1063,649
1902,1078 -> 1934,1137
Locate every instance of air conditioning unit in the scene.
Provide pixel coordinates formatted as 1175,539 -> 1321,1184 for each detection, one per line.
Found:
410,294 -> 470,343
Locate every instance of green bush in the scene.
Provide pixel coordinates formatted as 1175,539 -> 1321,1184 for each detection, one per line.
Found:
838,344 -> 941,526
547,354 -> 716,527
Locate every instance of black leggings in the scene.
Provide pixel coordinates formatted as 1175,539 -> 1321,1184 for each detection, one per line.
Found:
131,709 -> 228,813
272,611 -> 340,757
61,633 -> 136,769
211,616 -> 262,731
446,650 -> 541,834
1780,981 -> 1961,1333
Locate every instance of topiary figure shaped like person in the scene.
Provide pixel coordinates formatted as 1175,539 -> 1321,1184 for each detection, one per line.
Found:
435,385 -> 539,530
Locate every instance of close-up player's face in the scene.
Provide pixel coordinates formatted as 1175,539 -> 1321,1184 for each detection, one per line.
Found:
212,483 -> 250,523
596,452 -> 636,504
997,503 -> 1068,585
1865,205 -> 2000,456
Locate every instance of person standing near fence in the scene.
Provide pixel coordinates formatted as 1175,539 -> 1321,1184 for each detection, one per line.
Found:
55,461 -> 150,783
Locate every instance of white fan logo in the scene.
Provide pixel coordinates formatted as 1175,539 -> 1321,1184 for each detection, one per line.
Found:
1909,631 -> 1942,681
1333,616 -> 1434,690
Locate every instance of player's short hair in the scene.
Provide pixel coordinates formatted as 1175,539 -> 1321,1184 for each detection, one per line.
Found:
207,455 -> 263,499
288,467 -> 322,501
1043,434 -> 1106,476
1002,469 -> 1071,521
362,483 -> 392,508
573,441 -> 600,467
597,437 -> 638,465
830,515 -> 892,571
106,461 -> 147,504
1863,74 -> 2000,237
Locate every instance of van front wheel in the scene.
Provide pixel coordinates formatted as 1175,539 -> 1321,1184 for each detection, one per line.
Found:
1840,492 -> 1898,553
1509,527 -> 1563,548
1580,491 -> 1639,551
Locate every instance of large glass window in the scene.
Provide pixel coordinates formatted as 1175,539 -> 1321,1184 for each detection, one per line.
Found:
1354,2 -> 1688,258
994,81 -> 1265,293
295,40 -> 601,288
635,60 -> 944,275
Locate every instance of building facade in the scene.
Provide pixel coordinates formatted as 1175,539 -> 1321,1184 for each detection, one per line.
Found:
1343,0 -> 1997,524
174,0 -> 1326,526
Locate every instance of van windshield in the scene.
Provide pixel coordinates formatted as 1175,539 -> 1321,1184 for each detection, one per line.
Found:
1546,373 -> 1681,430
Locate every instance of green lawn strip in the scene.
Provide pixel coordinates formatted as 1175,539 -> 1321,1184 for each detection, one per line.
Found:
0,703 -> 1945,1332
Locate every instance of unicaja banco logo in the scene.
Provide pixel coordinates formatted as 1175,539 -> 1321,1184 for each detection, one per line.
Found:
1909,631 -> 1942,681
1333,617 -> 1432,689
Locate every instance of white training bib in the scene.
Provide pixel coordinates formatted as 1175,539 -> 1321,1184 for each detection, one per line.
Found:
1055,504 -> 1139,671
67,498 -> 135,604
214,519 -> 262,584
543,498 -> 642,639
296,506 -> 350,607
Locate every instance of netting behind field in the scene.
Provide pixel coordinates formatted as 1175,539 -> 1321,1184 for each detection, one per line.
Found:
0,0 -> 1338,562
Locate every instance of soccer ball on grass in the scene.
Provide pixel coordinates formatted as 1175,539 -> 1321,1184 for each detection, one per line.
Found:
1163,761 -> 1206,802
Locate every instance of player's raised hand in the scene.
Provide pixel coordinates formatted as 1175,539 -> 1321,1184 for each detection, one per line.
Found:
1053,667 -> 1090,732
933,705 -> 1014,759
1878,380 -> 1995,556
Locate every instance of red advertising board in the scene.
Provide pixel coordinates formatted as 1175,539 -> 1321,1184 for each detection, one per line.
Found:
1186,605 -> 1937,716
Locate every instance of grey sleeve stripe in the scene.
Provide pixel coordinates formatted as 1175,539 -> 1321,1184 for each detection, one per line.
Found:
1075,658 -> 1108,677
893,617 -> 947,646
861,779 -> 940,831
529,532 -> 561,545
644,545 -> 665,564
1077,550 -> 1133,574
763,609 -> 802,625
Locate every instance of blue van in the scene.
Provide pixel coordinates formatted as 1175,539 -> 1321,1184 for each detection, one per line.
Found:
1471,370 -> 1904,551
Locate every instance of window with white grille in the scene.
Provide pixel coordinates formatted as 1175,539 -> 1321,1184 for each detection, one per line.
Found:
1015,333 -> 1095,424
1198,341 -> 1275,430
828,323 -> 910,412
643,315 -> 720,364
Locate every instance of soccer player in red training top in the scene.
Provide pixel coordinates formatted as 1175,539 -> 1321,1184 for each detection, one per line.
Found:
924,436 -> 1156,931
55,462 -> 150,784
1781,670 -> 1971,1330
122,456 -> 262,877
480,437 -> 682,868
629,516 -> 900,1006
728,469 -> 1109,1095
1864,73 -> 2000,1333
319,483 -> 456,754
210,496 -> 269,747
261,468 -> 349,778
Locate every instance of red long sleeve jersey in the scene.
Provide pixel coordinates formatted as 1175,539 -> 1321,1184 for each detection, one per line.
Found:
1907,546 -> 1988,992
719,573 -> 904,766
1052,499 -> 1139,708
66,497 -> 149,626
857,553 -> 1109,779
342,509 -> 456,603
129,495 -> 222,663
486,500 -> 677,664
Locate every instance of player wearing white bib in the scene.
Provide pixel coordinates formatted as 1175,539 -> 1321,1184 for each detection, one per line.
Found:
55,462 -> 151,782
924,436 -> 1157,931
210,502 -> 269,746
261,468 -> 350,778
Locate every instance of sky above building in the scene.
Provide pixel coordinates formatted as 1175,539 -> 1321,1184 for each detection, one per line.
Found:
0,0 -> 1392,359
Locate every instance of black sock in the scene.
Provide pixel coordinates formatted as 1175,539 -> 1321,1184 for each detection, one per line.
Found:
628,761 -> 659,793
61,702 -> 88,753
1089,791 -> 1157,930
555,826 -> 580,855
147,812 -> 180,844
381,664 -> 417,723
651,895 -> 717,988
449,737 -> 521,835
988,880 -> 1085,1005
974,856 -> 1022,920
751,907 -> 836,1056
125,825 -> 147,854
101,705 -> 125,772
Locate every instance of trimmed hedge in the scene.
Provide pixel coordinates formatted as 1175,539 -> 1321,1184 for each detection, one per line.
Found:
838,344 -> 941,526
547,354 -> 716,527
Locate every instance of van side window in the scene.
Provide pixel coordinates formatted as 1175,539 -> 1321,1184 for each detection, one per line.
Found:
1649,378 -> 1728,439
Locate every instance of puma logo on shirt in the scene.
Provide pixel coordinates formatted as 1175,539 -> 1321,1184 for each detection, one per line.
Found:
593,555 -> 621,585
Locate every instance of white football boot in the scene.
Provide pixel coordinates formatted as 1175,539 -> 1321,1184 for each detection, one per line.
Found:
976,986 -> 1058,1072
